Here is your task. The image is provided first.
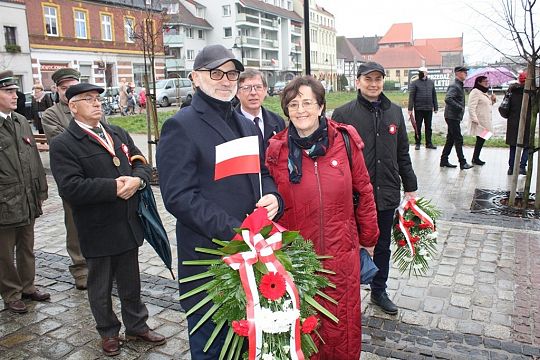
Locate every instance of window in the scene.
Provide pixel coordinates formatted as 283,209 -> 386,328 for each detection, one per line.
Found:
186,50 -> 194,60
196,7 -> 204,18
124,17 -> 135,43
100,13 -> 113,41
74,10 -> 88,39
224,27 -> 232,38
185,27 -> 193,38
4,26 -> 16,45
197,29 -> 204,39
396,70 -> 401,77
404,70 -> 409,76
43,5 -> 59,36
222,5 -> 231,16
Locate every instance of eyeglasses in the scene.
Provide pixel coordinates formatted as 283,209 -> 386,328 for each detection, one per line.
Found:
199,69 -> 241,81
239,84 -> 265,93
72,96 -> 101,104
287,99 -> 318,112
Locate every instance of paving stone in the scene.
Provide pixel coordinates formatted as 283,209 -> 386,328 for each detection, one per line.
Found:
427,286 -> 451,298
423,297 -> 445,314
66,330 -> 96,347
471,307 -> 491,322
27,319 -> 63,336
64,349 -> 100,360
445,305 -> 471,320
485,324 -> 511,340
450,294 -> 471,308
395,296 -> 421,311
432,275 -> 453,286
497,290 -> 514,301
400,311 -> 431,326
480,253 -> 498,262
455,274 -> 475,286
0,332 -> 37,348
456,321 -> 483,335
437,265 -> 456,277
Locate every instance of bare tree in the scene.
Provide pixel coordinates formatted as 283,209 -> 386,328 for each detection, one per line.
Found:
472,0 -> 539,208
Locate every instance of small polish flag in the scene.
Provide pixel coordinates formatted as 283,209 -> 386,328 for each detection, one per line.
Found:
477,128 -> 493,140
215,136 -> 260,180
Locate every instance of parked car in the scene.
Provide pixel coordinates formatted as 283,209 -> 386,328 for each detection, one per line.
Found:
154,78 -> 193,107
270,81 -> 286,96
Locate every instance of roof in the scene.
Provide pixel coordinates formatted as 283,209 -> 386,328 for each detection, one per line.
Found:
315,4 -> 334,17
239,0 -> 302,21
166,1 -> 212,29
184,0 -> 205,7
414,45 -> 442,66
347,36 -> 381,55
336,36 -> 363,61
373,46 -> 442,69
414,37 -> 463,52
379,23 -> 413,45
95,0 -> 163,11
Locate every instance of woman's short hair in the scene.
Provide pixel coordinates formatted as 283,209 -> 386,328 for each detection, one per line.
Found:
280,75 -> 326,118
33,83 -> 44,90
474,76 -> 488,86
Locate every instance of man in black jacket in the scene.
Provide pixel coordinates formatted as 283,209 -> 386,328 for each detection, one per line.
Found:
440,66 -> 473,169
408,67 -> 438,150
333,62 -> 418,315
235,68 -> 286,150
50,83 -> 165,356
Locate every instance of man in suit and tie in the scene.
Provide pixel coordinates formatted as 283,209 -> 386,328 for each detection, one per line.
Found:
235,68 -> 286,149
157,44 -> 283,359
49,83 -> 165,356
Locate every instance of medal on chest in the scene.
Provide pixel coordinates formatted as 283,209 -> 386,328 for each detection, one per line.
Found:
388,123 -> 397,135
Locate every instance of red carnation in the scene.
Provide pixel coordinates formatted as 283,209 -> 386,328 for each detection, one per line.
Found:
411,236 -> 420,243
259,272 -> 286,301
419,223 -> 431,229
398,240 -> 407,247
394,224 -> 401,231
403,220 -> 415,228
232,320 -> 250,337
301,316 -> 318,334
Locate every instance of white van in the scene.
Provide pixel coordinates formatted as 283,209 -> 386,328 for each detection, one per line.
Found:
155,78 -> 193,107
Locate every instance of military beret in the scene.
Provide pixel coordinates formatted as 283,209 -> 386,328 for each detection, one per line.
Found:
66,83 -> 104,102
0,70 -> 19,90
52,68 -> 80,85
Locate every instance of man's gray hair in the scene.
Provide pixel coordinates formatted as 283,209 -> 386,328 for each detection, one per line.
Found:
238,69 -> 267,88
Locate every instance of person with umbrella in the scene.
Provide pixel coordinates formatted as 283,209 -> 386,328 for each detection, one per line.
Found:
468,76 -> 497,165
49,83 -> 165,357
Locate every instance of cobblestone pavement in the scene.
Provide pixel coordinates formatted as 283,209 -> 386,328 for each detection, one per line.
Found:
1,139 -> 539,359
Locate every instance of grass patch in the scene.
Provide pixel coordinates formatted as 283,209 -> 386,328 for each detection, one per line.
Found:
110,92 -> 506,148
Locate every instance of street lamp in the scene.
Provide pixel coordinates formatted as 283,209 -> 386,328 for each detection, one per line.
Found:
232,36 -> 245,64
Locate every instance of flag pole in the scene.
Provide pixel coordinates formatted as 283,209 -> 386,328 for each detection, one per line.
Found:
258,172 -> 263,199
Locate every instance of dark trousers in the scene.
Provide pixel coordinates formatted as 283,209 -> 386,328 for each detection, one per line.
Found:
472,136 -> 486,161
86,248 -> 149,338
441,118 -> 466,165
370,209 -> 396,295
187,313 -> 229,359
414,110 -> 434,146
509,145 -> 528,170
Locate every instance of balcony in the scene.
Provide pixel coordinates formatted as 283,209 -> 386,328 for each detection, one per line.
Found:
260,39 -> 278,48
164,34 -> 184,48
165,58 -> 186,70
291,25 -> 302,35
236,13 -> 259,27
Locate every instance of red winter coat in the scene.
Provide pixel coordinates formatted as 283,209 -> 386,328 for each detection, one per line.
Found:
266,119 -> 379,360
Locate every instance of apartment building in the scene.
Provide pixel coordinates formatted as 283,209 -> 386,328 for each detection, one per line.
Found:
25,0 -> 165,90
163,0 -> 303,85
0,0 -> 33,91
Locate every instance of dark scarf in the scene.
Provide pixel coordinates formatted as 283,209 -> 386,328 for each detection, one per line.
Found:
287,116 -> 328,184
474,83 -> 489,93
197,87 -> 240,135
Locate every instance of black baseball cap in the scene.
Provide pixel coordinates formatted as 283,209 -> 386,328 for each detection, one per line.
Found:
66,83 -> 104,102
454,66 -> 469,73
357,62 -> 386,78
193,44 -> 244,71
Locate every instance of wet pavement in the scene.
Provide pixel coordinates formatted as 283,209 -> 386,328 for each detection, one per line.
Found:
1,132 -> 539,359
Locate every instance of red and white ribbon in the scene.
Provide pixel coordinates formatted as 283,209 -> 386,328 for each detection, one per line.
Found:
397,197 -> 435,256
223,208 -> 304,360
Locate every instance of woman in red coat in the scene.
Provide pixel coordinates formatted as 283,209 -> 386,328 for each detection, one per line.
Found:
265,76 -> 379,359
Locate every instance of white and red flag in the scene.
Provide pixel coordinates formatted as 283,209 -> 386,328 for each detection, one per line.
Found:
215,136 -> 260,180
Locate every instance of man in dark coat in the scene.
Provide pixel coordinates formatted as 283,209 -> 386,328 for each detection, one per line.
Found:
332,62 -> 418,316
235,68 -> 286,150
408,66 -> 438,150
0,70 -> 49,314
440,66 -> 473,170
504,72 -> 531,175
157,44 -> 283,359
49,83 -> 165,357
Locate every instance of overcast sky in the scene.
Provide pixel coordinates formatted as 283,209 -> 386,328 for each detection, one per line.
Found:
315,0 -> 533,65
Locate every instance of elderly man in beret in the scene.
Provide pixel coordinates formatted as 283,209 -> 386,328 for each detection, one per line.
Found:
49,83 -> 165,356
41,67 -> 89,290
0,70 -> 49,314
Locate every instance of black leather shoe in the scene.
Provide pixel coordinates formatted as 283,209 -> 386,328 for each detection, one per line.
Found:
415,144 -> 420,150
507,167 -> 513,175
472,158 -> 485,165
519,168 -> 527,175
371,292 -> 398,315
440,162 -> 457,168
426,144 -> 437,149
460,163 -> 473,170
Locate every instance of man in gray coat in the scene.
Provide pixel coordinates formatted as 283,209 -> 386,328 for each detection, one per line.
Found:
408,67 -> 438,150
0,70 -> 49,314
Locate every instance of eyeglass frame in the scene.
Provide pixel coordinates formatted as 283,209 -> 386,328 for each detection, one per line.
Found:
286,99 -> 319,112
197,69 -> 241,81
238,84 -> 266,93
71,96 -> 102,104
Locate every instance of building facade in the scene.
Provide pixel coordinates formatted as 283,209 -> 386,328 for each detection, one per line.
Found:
25,0 -> 165,90
1,0 -> 33,91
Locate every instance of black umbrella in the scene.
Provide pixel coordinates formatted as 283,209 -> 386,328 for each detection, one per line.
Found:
138,185 -> 175,279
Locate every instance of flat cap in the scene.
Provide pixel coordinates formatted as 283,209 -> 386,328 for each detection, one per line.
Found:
0,70 -> 19,90
357,62 -> 386,77
52,68 -> 80,85
66,83 -> 104,102
193,44 -> 244,72
454,66 -> 469,73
